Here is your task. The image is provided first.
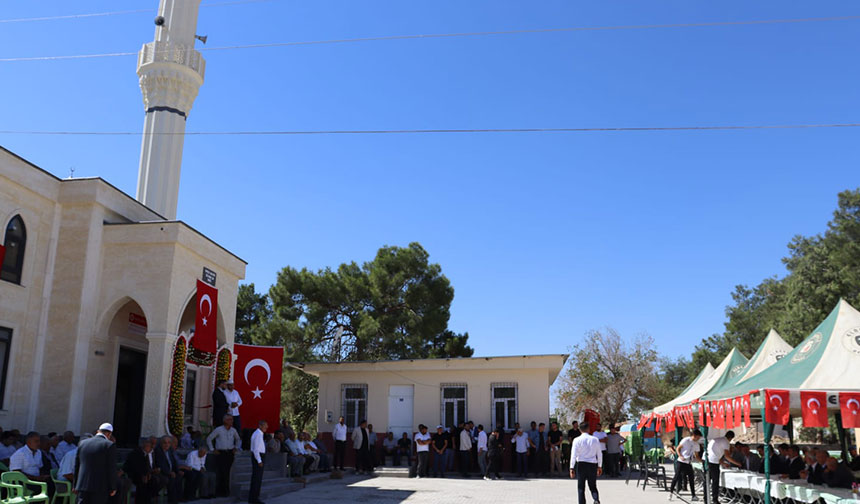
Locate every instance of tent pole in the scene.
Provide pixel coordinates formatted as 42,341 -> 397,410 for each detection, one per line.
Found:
834,412 -> 849,464
761,398 -> 773,504
702,424 -> 709,504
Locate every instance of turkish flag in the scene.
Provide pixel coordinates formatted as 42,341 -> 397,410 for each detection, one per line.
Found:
667,410 -> 676,431
742,394 -> 751,428
698,401 -> 705,426
800,391 -> 828,428
686,406 -> 695,428
190,280 -> 218,356
675,408 -> 685,429
765,389 -> 790,425
839,392 -> 860,428
725,400 -> 734,429
233,343 -> 284,430
734,397 -> 742,427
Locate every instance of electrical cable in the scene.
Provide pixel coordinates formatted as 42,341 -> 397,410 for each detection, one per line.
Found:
2,15 -> 859,62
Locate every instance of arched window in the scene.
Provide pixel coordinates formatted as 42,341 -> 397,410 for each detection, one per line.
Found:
1,215 -> 26,284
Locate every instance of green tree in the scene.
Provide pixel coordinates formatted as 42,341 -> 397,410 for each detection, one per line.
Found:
556,328 -> 661,425
234,283 -> 272,344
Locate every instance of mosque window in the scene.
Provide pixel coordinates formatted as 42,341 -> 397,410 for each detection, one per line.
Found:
1,216 -> 26,285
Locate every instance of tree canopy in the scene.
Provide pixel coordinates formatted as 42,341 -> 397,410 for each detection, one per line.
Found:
234,242 -> 473,430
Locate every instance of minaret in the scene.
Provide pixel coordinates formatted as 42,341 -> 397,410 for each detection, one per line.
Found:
136,0 -> 205,220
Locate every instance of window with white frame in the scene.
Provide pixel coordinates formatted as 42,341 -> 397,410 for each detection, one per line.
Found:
341,384 -> 367,429
440,383 -> 467,429
491,383 -> 518,430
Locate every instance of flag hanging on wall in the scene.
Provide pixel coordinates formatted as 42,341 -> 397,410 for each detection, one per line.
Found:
233,343 -> 284,430
188,279 -> 218,365
800,391 -> 828,428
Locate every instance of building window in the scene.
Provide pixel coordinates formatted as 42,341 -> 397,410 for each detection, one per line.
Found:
1,216 -> 26,285
341,384 -> 367,430
0,328 -> 11,408
440,383 -> 467,429
491,383 -> 518,430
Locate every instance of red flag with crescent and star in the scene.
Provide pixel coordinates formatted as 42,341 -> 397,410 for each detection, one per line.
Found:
733,397 -> 742,427
189,280 -> 218,362
765,389 -> 790,425
698,401 -> 705,426
838,392 -> 860,428
800,391 -> 828,428
742,394 -> 752,427
724,399 -> 734,429
232,343 -> 284,429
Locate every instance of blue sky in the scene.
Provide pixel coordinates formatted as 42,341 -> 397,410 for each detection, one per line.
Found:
2,1 -> 859,361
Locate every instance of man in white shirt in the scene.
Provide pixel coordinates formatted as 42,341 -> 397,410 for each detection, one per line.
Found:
670,429 -> 702,500
459,421 -> 473,477
707,430 -> 739,504
476,425 -> 489,480
511,426 -> 534,478
248,421 -> 267,504
206,414 -> 242,497
54,431 -> 76,463
382,432 -> 398,467
413,424 -> 431,478
224,380 -> 243,433
0,432 -> 18,462
181,446 -> 214,499
9,432 -> 48,484
332,417 -> 347,471
592,422 -> 607,456
569,421 -> 603,504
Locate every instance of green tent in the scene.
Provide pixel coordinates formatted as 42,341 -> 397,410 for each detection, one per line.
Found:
700,329 -> 792,402
651,348 -> 748,415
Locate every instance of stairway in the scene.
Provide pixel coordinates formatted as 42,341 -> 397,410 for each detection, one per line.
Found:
230,453 -> 304,500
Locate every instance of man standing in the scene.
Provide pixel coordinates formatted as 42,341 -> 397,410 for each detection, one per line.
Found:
351,419 -> 371,475
569,421 -> 602,504
670,429 -> 702,501
413,425 -> 431,478
486,427 -> 503,480
592,423 -> 607,474
459,421 -> 473,477
224,381 -> 243,433
548,422 -> 563,477
527,422 -> 539,475
431,425 -> 449,478
212,380 -> 229,428
74,423 -> 118,504
249,421 -> 267,504
332,417 -> 347,471
605,425 -> 625,477
476,425 -> 488,480
706,430 -> 739,504
511,426 -> 533,478
206,414 -> 242,497
536,423 -> 550,477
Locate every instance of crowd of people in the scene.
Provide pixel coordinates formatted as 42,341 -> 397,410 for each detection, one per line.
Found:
336,416 -> 627,483
666,429 -> 860,502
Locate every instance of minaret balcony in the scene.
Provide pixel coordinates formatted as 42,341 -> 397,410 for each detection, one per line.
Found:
138,41 -> 206,80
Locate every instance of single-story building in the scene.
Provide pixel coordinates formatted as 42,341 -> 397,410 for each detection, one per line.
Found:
292,353 -> 568,468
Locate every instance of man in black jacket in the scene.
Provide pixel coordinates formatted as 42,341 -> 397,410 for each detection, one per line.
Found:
154,436 -> 184,504
123,438 -> 161,504
74,423 -> 118,504
781,445 -> 805,480
212,380 -> 229,428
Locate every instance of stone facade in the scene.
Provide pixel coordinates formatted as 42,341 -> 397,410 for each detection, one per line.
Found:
0,146 -> 245,439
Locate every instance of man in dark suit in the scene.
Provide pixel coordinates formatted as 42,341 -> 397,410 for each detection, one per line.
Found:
212,380 -> 229,428
122,438 -> 161,504
781,445 -> 805,480
154,437 -> 183,504
74,423 -> 118,504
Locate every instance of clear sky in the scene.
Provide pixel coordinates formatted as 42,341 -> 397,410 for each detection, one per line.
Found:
2,1 -> 858,361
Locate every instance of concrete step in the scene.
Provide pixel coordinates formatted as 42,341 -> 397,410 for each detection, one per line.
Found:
236,480 -> 304,500
374,467 -> 410,478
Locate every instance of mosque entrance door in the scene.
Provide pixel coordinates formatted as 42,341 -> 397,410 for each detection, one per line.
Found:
113,347 -> 148,447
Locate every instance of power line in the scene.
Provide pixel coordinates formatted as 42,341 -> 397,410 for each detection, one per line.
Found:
2,15 -> 859,62
1,123 -> 858,136
0,0 -> 272,24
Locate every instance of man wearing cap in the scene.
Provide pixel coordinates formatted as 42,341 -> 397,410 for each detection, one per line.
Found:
224,380 -> 243,433
75,423 -> 118,504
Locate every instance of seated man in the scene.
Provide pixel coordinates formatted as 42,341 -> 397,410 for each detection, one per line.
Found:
298,433 -> 320,472
395,432 -> 412,467
57,433 -> 92,483
0,432 -> 18,464
181,446 -> 215,500
123,438 -> 163,504
822,457 -> 855,489
800,449 -> 827,485
283,432 -> 311,476
10,431 -> 54,495
302,433 -> 330,472
54,432 -> 76,464
180,427 -> 195,451
381,432 -> 398,466
154,436 -> 184,504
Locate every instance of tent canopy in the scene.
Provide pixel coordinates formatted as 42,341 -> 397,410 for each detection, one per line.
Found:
652,348 -> 747,414
707,299 -> 860,403
700,329 -> 793,402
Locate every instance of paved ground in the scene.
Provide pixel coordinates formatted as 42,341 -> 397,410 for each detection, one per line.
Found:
264,474 -> 683,504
